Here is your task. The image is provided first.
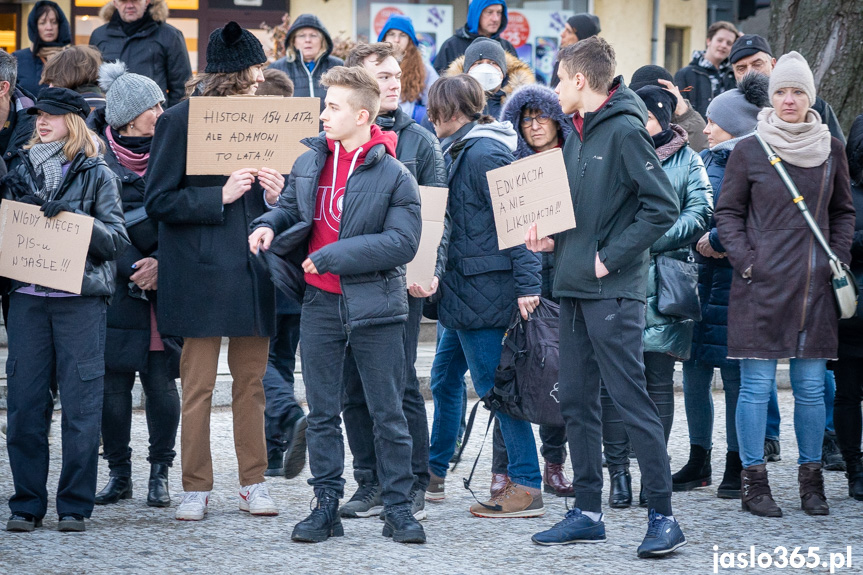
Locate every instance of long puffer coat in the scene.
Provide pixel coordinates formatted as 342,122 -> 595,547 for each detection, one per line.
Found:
642,126 -> 712,359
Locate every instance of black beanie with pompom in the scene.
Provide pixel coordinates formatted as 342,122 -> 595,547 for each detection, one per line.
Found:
204,21 -> 267,74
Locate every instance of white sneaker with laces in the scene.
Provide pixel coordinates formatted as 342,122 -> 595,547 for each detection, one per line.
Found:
176,491 -> 209,521
239,482 -> 279,516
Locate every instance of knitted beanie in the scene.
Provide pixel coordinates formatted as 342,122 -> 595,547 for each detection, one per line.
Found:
629,64 -> 673,92
204,21 -> 266,74
377,14 -> 418,45
567,13 -> 600,40
706,73 -> 770,138
463,37 -> 507,75
636,85 -> 676,131
768,51 -> 815,106
99,61 -> 165,129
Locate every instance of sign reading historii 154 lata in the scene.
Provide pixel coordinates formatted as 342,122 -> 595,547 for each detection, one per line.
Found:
186,96 -> 320,176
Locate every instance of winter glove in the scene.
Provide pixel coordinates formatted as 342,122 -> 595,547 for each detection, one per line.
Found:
40,200 -> 73,219
15,195 -> 45,206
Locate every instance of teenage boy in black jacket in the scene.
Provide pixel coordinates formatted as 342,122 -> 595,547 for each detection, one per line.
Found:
526,37 -> 686,558
249,66 -> 425,545
339,42 -> 447,520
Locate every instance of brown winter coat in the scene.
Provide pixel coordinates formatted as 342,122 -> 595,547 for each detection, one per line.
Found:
715,135 -> 855,360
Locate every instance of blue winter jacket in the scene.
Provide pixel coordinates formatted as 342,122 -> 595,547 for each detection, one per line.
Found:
438,121 -> 542,330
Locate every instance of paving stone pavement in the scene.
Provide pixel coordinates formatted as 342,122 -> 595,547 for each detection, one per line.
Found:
0,389 -> 861,574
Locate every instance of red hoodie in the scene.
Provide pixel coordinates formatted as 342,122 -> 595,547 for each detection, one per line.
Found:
306,125 -> 398,294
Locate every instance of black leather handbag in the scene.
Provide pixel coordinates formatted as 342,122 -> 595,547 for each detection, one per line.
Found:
655,254 -> 702,321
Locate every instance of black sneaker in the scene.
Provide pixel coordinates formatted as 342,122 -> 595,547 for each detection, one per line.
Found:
57,514 -> 86,533
382,503 -> 426,544
282,414 -> 308,479
339,481 -> 383,518
291,490 -> 343,543
764,439 -> 781,462
265,452 -> 284,477
6,513 -> 41,532
822,432 -> 846,471
636,510 -> 686,558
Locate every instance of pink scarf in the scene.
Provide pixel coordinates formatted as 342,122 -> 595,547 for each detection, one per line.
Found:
105,128 -> 150,176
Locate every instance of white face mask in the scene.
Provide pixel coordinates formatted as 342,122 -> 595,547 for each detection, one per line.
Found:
469,63 -> 503,92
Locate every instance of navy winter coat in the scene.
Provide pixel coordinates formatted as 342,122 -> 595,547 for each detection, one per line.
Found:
438,121 -> 541,331
144,99 -> 276,338
251,133 -> 421,329
12,0 -> 72,97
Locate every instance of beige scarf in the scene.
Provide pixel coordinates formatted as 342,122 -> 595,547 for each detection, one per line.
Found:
756,108 -> 831,168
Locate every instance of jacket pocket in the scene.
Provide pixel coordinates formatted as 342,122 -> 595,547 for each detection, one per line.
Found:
5,358 -> 15,377
460,255 -> 513,276
77,356 -> 105,415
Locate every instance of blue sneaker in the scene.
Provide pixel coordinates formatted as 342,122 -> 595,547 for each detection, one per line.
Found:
531,508 -> 606,545
636,510 -> 687,558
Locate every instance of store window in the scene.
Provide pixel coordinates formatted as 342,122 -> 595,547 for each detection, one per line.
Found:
664,26 -> 685,75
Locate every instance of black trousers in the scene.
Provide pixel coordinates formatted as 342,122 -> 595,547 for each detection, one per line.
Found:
602,352 -> 675,471
558,297 -> 673,516
833,356 -> 863,462
343,295 -> 430,491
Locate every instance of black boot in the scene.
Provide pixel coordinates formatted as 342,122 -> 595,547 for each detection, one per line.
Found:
382,503 -> 426,543
845,457 -> 863,501
147,464 -> 171,508
671,445 -> 711,491
716,451 -> 743,499
608,468 -> 632,508
291,489 -> 344,543
638,484 -> 647,507
94,476 -> 132,505
822,432 -> 846,471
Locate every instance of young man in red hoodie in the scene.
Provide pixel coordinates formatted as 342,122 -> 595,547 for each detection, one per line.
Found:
248,66 -> 424,544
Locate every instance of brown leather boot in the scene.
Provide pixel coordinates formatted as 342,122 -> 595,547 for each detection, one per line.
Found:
741,464 -> 782,517
543,461 -> 575,497
799,462 -> 829,515
490,473 -> 510,498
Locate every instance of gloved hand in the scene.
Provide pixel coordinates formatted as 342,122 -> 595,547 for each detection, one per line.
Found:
16,195 -> 45,206
40,200 -> 73,218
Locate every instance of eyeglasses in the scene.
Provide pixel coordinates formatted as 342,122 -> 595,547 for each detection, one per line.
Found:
521,114 -> 552,127
295,33 -> 320,41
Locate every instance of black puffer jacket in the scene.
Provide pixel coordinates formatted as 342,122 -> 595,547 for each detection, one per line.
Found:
144,99 -> 276,338
90,108 -> 181,375
252,133 -> 421,328
88,0 -> 191,108
438,121 -> 541,331
268,14 -> 343,112
673,51 -> 736,119
12,0 -> 72,97
1,149 -> 129,297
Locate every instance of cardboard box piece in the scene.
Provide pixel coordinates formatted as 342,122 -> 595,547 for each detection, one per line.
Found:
406,186 -> 449,291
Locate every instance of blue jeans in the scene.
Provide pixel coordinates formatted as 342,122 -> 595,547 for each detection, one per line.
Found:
737,358 -> 826,468
766,370 -> 835,439
681,360 -> 740,452
428,327 -> 541,488
428,325 -> 468,476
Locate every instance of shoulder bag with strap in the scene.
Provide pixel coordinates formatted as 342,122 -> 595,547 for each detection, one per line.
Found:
754,133 -> 858,319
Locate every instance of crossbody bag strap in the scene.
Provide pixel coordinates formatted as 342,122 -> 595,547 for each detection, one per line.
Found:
754,133 -> 839,264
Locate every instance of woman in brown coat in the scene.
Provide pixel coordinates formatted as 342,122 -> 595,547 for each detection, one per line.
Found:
715,52 -> 855,518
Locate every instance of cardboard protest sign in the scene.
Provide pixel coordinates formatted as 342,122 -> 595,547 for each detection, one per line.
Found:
0,200 -> 95,294
406,186 -> 448,291
186,96 -> 320,176
485,148 -> 576,250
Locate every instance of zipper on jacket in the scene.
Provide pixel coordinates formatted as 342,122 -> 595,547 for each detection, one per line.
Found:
305,65 -> 315,98
799,237 -> 816,335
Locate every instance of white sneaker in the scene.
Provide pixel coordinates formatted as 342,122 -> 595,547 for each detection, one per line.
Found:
176,491 -> 209,521
239,482 -> 279,516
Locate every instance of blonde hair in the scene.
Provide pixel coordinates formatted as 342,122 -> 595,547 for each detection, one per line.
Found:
320,66 -> 381,120
285,28 -> 327,63
27,112 -> 103,159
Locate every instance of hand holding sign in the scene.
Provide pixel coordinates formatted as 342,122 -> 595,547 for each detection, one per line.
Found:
257,167 -> 285,205
525,222 -> 555,253
223,168 -> 257,205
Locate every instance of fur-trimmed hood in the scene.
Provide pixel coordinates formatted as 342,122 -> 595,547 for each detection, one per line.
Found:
500,83 -> 572,159
445,52 -> 536,110
99,0 -> 169,23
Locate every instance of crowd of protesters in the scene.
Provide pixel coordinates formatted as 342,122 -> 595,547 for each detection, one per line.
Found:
1,0 -> 862,560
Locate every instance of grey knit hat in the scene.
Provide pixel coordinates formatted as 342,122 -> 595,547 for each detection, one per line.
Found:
463,37 -> 508,76
768,51 -> 815,106
99,61 -> 165,130
706,72 -> 770,138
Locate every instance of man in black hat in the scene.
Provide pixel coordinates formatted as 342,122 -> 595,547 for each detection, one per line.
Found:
549,13 -> 600,88
729,34 -> 844,143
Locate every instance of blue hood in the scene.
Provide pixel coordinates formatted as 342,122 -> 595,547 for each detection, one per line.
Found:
466,0 -> 508,36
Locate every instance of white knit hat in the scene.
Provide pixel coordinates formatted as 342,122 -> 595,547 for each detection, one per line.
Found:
98,61 -> 166,130
768,51 -> 816,106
